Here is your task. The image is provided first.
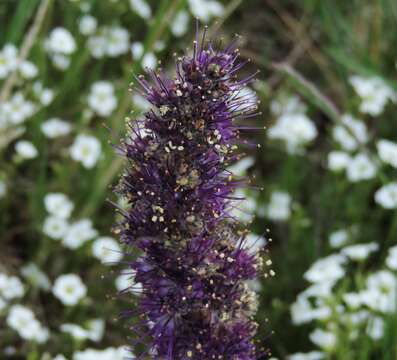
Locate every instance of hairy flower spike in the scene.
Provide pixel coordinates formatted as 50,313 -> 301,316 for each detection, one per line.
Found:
115,26 -> 264,359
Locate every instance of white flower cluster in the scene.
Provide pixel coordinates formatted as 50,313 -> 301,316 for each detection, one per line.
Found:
328,114 -> 378,182
289,232 -> 397,356
70,134 -> 102,169
73,346 -> 129,360
268,95 -> 317,154
45,27 -> 76,70
7,304 -> 49,343
87,26 -> 129,58
0,43 -> 38,80
264,191 -> 292,221
349,75 -> 396,116
187,0 -> 224,22
0,92 -> 36,129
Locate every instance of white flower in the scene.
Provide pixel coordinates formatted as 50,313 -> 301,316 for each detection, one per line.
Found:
367,316 -> 384,340
132,93 -> 150,111
362,271 -> 397,313
41,118 -> 71,138
21,263 -> 51,291
73,347 -> 129,360
329,229 -> 349,248
341,242 -> 378,261
346,153 -> 377,182
266,191 -> 291,221
19,60 -> 38,79
270,95 -> 307,116
131,42 -> 144,59
0,92 -> 36,125
0,44 -> 18,78
51,54 -> 71,70
115,273 -> 143,295
304,254 -> 346,285
227,157 -> 254,177
243,233 -> 266,255
350,75 -> 396,116
267,113 -> 317,153
287,351 -> 324,360
92,237 -> 123,264
0,180 -> 6,198
129,0 -> 152,19
62,219 -> 97,249
332,114 -> 368,151
88,26 -> 130,58
377,139 -> 397,168
188,0 -> 224,21
70,134 -> 102,169
171,11 -> 189,37
33,81 -> 54,105
53,274 -> 87,306
230,189 -> 256,222
142,52 -> 157,69
386,246 -> 397,270
0,273 -> 24,299
374,182 -> 397,209
61,319 -> 104,342
7,305 -> 49,343
44,193 -> 74,219
54,355 -> 67,360
46,27 -> 76,55
15,140 -> 38,159
343,292 -> 364,309
290,297 -> 314,325
88,81 -> 117,116
309,329 -> 336,350
43,216 -> 69,239
327,151 -> 351,171
79,15 -> 97,35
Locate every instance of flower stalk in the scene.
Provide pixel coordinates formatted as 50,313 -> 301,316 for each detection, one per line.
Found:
114,26 -> 263,359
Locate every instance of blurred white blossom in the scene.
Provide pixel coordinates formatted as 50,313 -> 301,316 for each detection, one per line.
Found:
0,92 -> 36,125
268,113 -> 317,153
70,134 -> 102,168
46,27 -> 76,55
328,229 -> 349,248
188,0 -> 224,21
15,140 -> 38,159
327,151 -> 351,171
0,43 -> 18,78
332,114 -> 368,151
7,305 -> 49,343
350,75 -> 396,116
79,15 -> 97,35
374,182 -> 397,209
92,237 -> 123,264
341,242 -> 378,261
41,118 -> 71,138
63,219 -> 97,249
0,273 -> 24,300
53,274 -> 87,306
309,329 -> 336,350
129,0 -> 151,19
44,193 -> 74,219
43,216 -> 69,239
88,81 -> 117,116
266,191 -> 291,221
386,246 -> 397,270
346,153 -> 377,182
377,139 -> 397,168
171,11 -> 189,37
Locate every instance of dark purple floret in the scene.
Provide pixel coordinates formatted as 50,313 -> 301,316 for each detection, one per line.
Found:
114,26 -> 264,359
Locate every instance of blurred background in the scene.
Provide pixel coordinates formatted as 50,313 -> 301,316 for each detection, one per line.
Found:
1,0 -> 397,359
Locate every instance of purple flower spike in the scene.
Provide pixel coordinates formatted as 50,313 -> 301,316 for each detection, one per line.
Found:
114,25 -> 264,359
